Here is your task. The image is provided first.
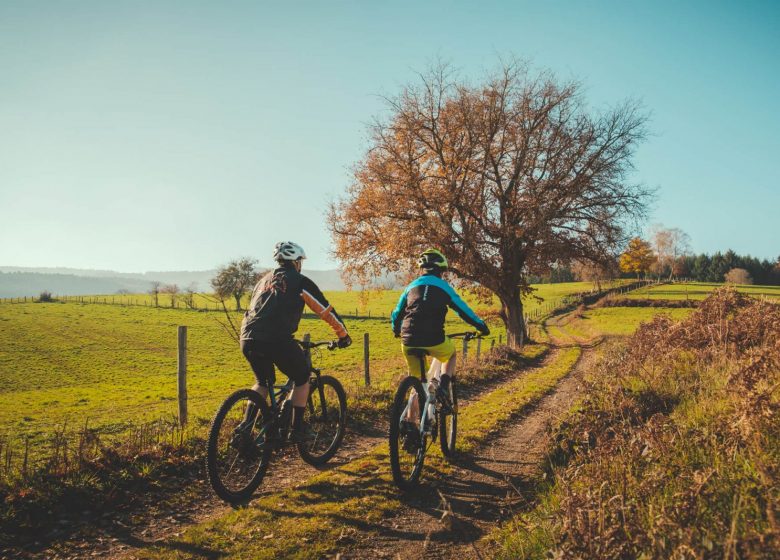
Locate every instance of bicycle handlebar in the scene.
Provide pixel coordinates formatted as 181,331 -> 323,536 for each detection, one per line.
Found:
448,331 -> 482,340
297,339 -> 339,351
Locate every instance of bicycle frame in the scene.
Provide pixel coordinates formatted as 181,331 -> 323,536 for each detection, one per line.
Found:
402,332 -> 479,441
264,341 -> 331,424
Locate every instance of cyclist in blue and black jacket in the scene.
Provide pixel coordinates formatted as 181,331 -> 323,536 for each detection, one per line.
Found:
391,249 -> 490,406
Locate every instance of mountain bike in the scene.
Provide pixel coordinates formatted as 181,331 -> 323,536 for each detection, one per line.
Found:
389,331 -> 479,490
206,338 -> 347,504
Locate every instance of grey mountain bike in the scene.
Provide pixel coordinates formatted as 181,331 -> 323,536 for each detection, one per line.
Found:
389,332 -> 478,490
206,339 -> 347,504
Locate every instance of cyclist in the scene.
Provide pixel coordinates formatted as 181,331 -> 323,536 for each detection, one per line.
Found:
240,241 -> 352,442
391,249 -> 489,444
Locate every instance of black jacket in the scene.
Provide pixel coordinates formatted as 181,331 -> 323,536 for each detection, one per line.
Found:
391,273 -> 488,347
240,265 -> 348,342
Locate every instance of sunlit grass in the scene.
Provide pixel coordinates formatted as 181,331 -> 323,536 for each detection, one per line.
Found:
626,281 -> 780,301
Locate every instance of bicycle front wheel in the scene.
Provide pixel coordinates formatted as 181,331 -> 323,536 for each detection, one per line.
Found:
389,376 -> 426,490
297,375 -> 347,466
206,389 -> 273,504
439,377 -> 458,457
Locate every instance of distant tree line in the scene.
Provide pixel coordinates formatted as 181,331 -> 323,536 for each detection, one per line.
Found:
530,249 -> 780,286
675,251 -> 780,285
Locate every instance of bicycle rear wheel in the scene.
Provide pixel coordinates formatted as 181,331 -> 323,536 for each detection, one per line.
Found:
297,375 -> 347,466
206,389 -> 273,504
389,376 -> 426,490
439,377 -> 458,457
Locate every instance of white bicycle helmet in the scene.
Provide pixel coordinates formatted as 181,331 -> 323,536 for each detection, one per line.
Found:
273,241 -> 307,262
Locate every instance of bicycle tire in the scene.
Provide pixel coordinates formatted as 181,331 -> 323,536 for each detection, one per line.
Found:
297,375 -> 347,466
389,376 -> 426,490
206,388 -> 273,504
439,377 -> 458,457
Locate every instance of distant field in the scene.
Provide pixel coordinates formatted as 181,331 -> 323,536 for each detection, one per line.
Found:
626,282 -> 780,301
3,280 -> 601,317
0,301 -> 510,451
571,307 -> 694,337
0,280 -> 630,451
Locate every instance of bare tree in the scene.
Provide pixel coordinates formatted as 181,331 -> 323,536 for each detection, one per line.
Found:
211,258 -> 259,312
160,284 -> 180,308
328,59 -> 650,347
651,225 -> 691,280
182,282 -> 198,309
571,259 -> 617,292
725,268 -> 753,285
148,281 -> 161,308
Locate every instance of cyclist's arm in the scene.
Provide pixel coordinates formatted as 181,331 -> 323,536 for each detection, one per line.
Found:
442,282 -> 489,334
390,288 -> 410,336
299,277 -> 348,338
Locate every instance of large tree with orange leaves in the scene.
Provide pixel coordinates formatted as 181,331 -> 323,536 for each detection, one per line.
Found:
328,60 -> 651,348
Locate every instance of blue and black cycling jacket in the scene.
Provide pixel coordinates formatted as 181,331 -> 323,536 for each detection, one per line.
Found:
391,273 -> 489,347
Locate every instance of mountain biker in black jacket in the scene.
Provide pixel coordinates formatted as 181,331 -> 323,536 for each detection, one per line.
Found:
391,249 -> 489,428
240,241 -> 352,441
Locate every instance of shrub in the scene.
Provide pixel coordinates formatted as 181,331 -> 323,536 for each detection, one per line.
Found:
498,288 -> 780,558
725,267 -> 753,285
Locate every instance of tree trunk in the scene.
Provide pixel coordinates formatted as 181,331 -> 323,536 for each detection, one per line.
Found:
498,289 -> 526,349
234,293 -> 242,312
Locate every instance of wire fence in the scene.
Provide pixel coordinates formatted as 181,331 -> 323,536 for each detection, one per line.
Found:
0,279 -> 659,485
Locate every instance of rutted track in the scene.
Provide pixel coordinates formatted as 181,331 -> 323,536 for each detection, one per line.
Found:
341,348 -> 591,559
23,331 -> 586,560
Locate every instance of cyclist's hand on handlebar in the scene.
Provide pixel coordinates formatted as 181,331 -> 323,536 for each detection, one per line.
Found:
337,334 -> 352,349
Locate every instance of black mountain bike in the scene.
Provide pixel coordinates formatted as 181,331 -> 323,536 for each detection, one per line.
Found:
389,332 -> 479,490
206,339 -> 347,504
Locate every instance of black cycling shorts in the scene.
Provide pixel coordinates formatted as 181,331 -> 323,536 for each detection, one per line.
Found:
240,337 -> 309,388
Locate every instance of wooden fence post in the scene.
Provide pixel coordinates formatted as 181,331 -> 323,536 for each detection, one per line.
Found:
499,333 -> 503,345
363,333 -> 370,386
177,326 -> 188,426
490,338 -> 495,351
476,337 -> 482,360
462,338 -> 468,359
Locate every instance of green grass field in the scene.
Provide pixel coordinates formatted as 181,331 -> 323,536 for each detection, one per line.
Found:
42,280 -> 602,317
626,281 -> 780,301
571,306 -> 694,336
0,280 -> 658,453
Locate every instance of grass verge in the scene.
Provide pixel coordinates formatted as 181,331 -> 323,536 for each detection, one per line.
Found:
131,345 -> 581,559
491,288 -> 780,558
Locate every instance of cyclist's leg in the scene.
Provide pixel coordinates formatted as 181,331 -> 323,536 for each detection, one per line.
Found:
240,339 -> 273,423
401,344 -> 426,424
272,338 -> 311,434
427,358 -> 442,383
429,338 -> 456,397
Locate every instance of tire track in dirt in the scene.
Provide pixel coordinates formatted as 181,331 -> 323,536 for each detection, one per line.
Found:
29,349 -> 555,559
340,347 -> 592,560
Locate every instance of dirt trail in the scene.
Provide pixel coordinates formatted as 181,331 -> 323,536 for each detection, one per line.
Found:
26,433 -> 386,560
28,349 -> 555,560
341,349 -> 592,560
17,340 -> 580,560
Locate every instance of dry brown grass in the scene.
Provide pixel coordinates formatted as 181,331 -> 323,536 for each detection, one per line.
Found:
497,288 -> 780,559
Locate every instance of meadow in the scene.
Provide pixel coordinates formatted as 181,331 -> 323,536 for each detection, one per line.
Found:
2,281 -> 774,556
28,280 -> 606,316
0,282 -> 598,453
0,279 -> 731,466
626,281 -> 780,301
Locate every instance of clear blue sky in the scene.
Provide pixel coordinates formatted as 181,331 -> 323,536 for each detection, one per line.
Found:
1,0 -> 778,272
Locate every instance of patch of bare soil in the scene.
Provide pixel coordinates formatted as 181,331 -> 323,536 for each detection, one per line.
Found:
2,430 -> 385,560
340,351 -> 592,560
13,352 -> 550,560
